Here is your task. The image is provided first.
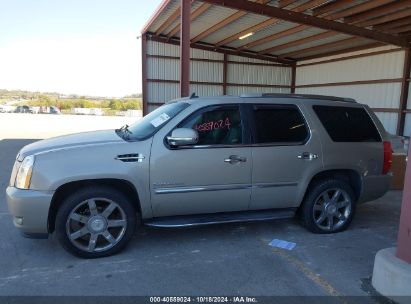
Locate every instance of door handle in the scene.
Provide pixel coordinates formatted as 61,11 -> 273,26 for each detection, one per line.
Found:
224,155 -> 247,164
297,152 -> 318,160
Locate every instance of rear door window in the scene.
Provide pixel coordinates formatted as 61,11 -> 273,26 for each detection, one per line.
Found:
251,104 -> 309,144
313,105 -> 381,142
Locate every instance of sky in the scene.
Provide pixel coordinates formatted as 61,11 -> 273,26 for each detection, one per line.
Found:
0,0 -> 163,97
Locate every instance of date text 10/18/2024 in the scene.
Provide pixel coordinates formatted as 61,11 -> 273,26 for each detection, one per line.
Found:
150,296 -> 258,303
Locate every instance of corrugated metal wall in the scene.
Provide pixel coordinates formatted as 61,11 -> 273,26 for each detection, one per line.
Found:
296,46 -> 406,135
145,40 -> 291,112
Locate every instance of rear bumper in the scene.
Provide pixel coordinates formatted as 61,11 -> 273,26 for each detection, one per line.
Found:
358,174 -> 391,204
6,187 -> 53,235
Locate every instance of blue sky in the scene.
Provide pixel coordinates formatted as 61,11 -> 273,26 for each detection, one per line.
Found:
0,0 -> 163,97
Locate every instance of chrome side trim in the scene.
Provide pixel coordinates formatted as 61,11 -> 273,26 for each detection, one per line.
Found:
253,182 -> 298,188
154,184 -> 252,194
154,182 -> 297,194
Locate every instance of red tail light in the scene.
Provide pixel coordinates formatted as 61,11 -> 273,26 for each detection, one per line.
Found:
383,141 -> 392,174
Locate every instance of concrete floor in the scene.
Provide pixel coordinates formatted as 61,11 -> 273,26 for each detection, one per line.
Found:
0,139 -> 402,300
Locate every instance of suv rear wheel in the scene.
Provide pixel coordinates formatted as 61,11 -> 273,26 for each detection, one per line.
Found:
300,179 -> 356,234
55,186 -> 137,258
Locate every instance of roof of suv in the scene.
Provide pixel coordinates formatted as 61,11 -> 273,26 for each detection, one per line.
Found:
172,93 -> 357,104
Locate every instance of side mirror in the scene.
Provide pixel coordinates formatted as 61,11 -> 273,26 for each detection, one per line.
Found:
167,128 -> 199,147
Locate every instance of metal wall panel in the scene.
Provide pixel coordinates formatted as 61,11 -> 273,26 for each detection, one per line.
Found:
297,51 -> 405,85
147,40 -> 180,57
191,84 -> 223,96
147,82 -> 179,104
295,47 -> 405,134
191,61 -> 223,82
375,113 -> 398,134
146,40 -> 292,107
404,114 -> 411,137
296,83 -> 401,109
148,57 -> 179,80
227,63 -> 291,85
227,86 -> 290,95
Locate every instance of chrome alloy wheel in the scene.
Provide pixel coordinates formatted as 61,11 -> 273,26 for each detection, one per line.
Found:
66,198 -> 127,253
312,188 -> 352,231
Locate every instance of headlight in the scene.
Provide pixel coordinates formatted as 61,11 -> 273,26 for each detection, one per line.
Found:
15,155 -> 35,189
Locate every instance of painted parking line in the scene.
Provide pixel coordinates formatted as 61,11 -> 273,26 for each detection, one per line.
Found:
261,238 -> 349,303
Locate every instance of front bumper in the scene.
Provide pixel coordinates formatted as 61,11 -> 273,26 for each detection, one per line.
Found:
6,187 -> 54,235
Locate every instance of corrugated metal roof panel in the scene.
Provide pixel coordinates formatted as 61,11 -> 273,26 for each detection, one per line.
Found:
228,21 -> 299,49
291,39 -> 375,59
190,5 -> 238,39
252,27 -> 326,53
147,0 -> 179,34
201,13 -> 270,45
275,34 -> 353,56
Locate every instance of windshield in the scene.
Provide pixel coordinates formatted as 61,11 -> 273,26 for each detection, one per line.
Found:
117,102 -> 190,141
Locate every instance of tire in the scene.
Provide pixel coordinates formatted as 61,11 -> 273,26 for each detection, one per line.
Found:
55,186 -> 138,258
299,179 -> 356,234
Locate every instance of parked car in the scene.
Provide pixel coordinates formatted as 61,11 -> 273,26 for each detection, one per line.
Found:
6,93 -> 392,258
14,105 -> 34,113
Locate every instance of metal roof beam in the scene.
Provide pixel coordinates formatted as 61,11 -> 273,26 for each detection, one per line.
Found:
201,0 -> 409,46
239,0 -> 397,50
146,33 -> 295,64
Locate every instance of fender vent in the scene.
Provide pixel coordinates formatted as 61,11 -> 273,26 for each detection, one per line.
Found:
115,154 -> 145,163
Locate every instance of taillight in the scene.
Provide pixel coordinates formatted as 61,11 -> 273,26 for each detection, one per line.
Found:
383,141 -> 392,174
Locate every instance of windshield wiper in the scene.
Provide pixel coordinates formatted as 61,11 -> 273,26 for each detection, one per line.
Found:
115,124 -> 133,140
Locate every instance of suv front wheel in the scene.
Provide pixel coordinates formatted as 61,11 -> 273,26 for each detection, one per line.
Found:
300,179 -> 356,234
55,186 -> 137,258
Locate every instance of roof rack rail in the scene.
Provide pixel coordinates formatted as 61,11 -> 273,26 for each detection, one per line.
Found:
240,93 -> 356,103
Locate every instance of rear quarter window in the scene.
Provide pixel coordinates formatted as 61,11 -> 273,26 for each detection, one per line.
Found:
313,105 -> 381,142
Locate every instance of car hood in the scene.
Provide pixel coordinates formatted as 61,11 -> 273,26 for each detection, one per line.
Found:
18,129 -> 124,160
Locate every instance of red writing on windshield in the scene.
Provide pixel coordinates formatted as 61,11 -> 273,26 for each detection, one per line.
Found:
195,117 -> 231,132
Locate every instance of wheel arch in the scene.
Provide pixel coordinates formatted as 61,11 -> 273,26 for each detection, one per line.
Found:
48,178 -> 141,233
300,169 -> 362,207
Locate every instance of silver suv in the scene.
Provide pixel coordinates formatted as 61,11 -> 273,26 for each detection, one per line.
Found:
6,94 -> 392,258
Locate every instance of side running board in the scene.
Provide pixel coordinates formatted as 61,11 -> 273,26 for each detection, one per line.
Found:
144,208 -> 296,228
